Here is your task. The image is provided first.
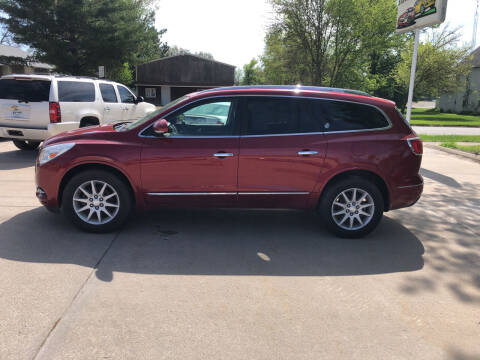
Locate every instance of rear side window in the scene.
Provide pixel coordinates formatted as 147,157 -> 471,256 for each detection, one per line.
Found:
100,84 -> 118,103
244,97 -> 322,135
0,79 -> 51,102
321,101 -> 389,131
58,81 -> 95,102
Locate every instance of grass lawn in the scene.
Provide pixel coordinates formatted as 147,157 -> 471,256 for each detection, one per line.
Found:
440,142 -> 480,155
418,134 -> 480,142
410,108 -> 480,127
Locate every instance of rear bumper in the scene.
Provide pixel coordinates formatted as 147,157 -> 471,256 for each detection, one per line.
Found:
0,125 -> 48,141
0,122 -> 79,141
390,176 -> 424,210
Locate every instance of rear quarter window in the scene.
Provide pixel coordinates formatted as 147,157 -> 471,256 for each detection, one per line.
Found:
0,79 -> 51,102
321,100 -> 390,131
58,81 -> 95,102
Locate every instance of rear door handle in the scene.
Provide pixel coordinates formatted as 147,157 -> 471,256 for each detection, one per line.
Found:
298,150 -> 318,156
213,152 -> 234,158
104,107 -> 111,112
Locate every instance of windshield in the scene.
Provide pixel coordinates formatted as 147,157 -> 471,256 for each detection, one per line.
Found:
124,95 -> 190,131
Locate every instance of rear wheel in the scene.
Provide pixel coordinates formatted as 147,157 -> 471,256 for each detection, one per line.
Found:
319,177 -> 384,238
62,170 -> 132,232
12,139 -> 41,150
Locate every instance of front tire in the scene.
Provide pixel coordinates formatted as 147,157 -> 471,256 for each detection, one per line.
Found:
62,170 -> 132,232
13,139 -> 40,150
319,177 -> 384,238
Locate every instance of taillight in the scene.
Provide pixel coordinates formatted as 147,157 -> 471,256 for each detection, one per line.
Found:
49,102 -> 61,123
403,134 -> 423,155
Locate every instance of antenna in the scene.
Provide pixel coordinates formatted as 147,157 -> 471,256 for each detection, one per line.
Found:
473,0 -> 480,48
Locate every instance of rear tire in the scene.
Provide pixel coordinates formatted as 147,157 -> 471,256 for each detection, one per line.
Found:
319,176 -> 384,238
62,170 -> 132,233
12,140 -> 41,150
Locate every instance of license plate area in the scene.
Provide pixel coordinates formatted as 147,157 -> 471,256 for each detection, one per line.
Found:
7,130 -> 24,136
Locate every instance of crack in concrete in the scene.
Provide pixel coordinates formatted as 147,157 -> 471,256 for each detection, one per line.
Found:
31,231 -> 120,360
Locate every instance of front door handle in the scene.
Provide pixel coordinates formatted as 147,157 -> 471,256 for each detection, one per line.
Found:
213,152 -> 234,158
298,150 -> 318,156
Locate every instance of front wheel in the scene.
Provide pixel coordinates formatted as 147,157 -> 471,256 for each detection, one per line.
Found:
12,139 -> 41,150
62,170 -> 132,232
319,177 -> 384,238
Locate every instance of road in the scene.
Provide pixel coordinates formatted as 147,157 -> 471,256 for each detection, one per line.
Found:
0,140 -> 479,360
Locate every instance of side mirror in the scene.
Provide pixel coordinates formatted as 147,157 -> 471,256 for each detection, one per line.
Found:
135,96 -> 144,104
153,119 -> 169,135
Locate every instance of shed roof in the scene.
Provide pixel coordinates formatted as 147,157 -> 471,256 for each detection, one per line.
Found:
0,44 -> 54,69
136,54 -> 235,87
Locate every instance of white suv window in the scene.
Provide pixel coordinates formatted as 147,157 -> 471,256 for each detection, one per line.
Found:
58,81 -> 95,102
117,85 -> 135,104
99,84 -> 118,103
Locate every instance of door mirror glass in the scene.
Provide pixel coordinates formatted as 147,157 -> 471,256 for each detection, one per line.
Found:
153,119 -> 169,135
135,96 -> 144,104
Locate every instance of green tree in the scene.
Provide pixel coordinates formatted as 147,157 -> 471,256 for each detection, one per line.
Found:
264,0 -> 404,87
0,0 -> 167,75
396,27 -> 471,100
167,45 -> 215,60
108,62 -> 133,86
240,59 -> 264,85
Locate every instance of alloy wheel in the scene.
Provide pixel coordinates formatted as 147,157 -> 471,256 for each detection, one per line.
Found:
72,180 -> 120,225
331,188 -> 375,231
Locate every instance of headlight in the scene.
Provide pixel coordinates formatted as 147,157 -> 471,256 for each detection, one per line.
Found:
38,142 -> 75,166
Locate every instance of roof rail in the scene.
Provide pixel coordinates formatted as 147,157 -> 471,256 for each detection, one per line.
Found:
200,85 -> 372,97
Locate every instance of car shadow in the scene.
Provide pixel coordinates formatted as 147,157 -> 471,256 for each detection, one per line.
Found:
0,148 -> 37,170
0,207 -> 424,281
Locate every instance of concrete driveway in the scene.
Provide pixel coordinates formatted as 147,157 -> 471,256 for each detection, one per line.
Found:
413,126 -> 480,136
0,140 -> 479,360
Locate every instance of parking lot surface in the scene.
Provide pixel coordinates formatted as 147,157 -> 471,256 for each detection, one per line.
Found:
0,140 -> 479,360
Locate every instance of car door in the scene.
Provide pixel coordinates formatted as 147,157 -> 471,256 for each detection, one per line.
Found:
116,85 -> 137,121
99,83 -> 123,123
140,97 -> 240,208
237,96 -> 327,209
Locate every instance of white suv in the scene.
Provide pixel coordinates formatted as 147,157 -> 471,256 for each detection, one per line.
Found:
0,74 -> 156,150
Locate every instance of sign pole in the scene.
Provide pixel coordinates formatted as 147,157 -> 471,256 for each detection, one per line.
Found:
406,29 -> 420,123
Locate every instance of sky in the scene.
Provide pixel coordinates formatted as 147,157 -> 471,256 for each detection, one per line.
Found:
155,0 -> 480,69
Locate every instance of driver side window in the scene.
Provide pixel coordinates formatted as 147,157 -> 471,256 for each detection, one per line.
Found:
165,99 -> 235,137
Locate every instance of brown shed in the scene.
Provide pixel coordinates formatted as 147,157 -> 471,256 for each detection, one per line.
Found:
136,54 -> 235,106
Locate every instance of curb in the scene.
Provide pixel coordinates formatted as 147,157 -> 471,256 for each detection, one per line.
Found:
424,143 -> 480,164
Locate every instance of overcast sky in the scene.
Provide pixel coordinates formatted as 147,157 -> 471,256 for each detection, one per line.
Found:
155,0 -> 476,69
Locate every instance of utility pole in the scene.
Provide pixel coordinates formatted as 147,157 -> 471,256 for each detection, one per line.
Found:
406,29 -> 421,123
474,0 -> 480,48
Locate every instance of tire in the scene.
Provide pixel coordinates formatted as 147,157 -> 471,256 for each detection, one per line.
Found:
319,176 -> 384,238
62,170 -> 132,232
12,139 -> 41,150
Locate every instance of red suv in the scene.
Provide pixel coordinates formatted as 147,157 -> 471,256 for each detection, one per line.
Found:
35,86 -> 423,238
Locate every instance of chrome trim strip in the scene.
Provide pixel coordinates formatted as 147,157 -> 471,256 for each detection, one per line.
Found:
240,192 -> 310,195
147,192 -> 310,196
397,183 -> 423,189
147,192 -> 237,196
137,94 -> 392,139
